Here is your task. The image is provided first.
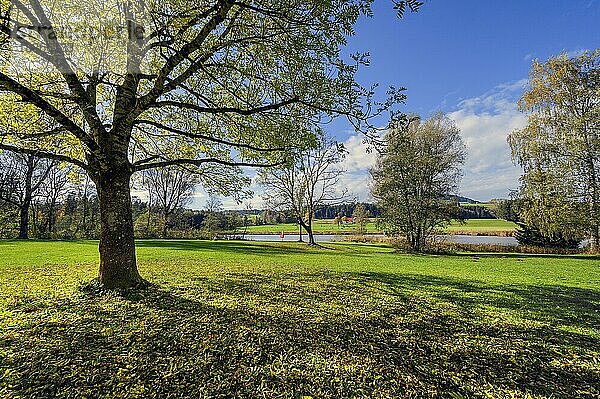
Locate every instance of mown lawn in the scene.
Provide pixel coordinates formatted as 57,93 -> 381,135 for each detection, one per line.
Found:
239,218 -> 517,236
1,240 -> 599,398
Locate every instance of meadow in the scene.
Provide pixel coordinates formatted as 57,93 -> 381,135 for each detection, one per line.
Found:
0,239 -> 598,398
240,218 -> 518,236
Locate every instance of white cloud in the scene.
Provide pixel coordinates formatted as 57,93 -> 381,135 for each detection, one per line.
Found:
181,80 -> 529,208
188,168 -> 265,210
449,80 -> 528,201
339,134 -> 378,202
338,79 -> 530,203
337,84 -> 528,203
341,135 -> 378,173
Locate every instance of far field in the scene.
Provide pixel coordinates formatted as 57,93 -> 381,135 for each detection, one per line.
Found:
238,218 -> 517,236
1,240 -> 598,398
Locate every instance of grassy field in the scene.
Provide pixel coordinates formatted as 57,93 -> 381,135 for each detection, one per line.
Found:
1,240 -> 599,398
445,219 -> 517,235
240,218 -> 517,236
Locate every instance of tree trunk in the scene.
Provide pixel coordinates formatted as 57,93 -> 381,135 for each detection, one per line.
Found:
48,199 -> 57,234
96,169 -> 143,289
18,195 -> 30,239
306,217 -> 316,245
298,219 -> 303,242
162,212 -> 168,238
18,158 -> 34,239
590,225 -> 599,254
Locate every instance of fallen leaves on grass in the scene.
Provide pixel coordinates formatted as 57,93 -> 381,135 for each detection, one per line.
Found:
1,270 -> 599,398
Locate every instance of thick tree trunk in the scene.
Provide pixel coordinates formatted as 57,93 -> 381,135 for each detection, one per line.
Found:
96,169 -> 143,289
298,219 -> 303,242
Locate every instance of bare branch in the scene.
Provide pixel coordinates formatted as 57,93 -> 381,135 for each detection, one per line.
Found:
133,156 -> 284,172
149,96 -> 300,116
0,142 -> 89,171
133,119 -> 287,152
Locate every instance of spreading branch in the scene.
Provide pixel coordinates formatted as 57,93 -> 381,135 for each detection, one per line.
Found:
0,142 -> 89,171
133,156 -> 285,172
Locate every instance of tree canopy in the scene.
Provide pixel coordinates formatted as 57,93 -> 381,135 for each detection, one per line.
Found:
371,113 -> 466,252
0,0 -> 407,287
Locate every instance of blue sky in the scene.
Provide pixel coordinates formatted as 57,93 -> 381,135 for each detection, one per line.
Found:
194,0 -> 600,209
345,0 -> 600,116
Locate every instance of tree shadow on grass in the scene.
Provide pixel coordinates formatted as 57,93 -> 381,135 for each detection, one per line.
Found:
1,272 -> 599,398
135,239 -> 331,256
444,252 -> 600,261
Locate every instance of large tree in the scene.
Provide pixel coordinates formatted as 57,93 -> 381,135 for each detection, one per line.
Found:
508,50 -> 600,252
371,113 -> 466,252
0,0 -> 405,288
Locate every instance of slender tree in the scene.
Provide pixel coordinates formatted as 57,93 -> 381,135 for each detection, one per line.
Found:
508,50 -> 600,252
37,163 -> 72,235
352,203 -> 369,234
260,138 -> 349,245
140,166 -> 197,237
0,151 -> 53,238
0,0 -> 405,287
371,113 -> 466,252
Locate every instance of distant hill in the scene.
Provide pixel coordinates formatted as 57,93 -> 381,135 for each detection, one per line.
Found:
444,195 -> 481,204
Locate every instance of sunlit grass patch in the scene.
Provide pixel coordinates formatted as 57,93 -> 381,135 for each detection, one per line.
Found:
0,240 -> 599,398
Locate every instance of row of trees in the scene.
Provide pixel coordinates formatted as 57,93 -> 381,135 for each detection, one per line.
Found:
0,151 -> 252,238
0,152 -> 102,239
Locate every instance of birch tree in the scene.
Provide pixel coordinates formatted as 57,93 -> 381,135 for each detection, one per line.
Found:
508,50 -> 600,252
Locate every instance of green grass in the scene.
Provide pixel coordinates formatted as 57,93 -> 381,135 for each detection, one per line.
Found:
1,240 -> 599,398
239,218 -> 517,236
460,202 -> 494,208
240,219 -> 377,234
446,219 -> 517,235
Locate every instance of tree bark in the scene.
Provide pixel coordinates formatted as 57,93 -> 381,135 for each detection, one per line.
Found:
298,219 -> 315,245
162,212 -> 168,238
96,168 -> 143,288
